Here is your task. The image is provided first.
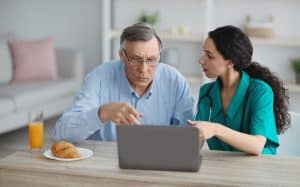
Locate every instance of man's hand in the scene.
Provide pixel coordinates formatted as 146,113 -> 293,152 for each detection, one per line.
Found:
99,102 -> 143,125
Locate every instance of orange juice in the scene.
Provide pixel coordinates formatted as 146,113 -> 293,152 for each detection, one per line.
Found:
29,122 -> 44,149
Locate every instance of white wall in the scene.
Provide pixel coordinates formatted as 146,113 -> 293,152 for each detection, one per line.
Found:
213,0 -> 298,37
0,0 -> 102,73
113,0 -> 205,33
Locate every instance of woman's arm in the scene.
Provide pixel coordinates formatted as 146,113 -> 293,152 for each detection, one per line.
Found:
188,120 -> 266,155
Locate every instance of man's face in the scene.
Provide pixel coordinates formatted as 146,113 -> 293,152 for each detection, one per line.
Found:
119,36 -> 161,93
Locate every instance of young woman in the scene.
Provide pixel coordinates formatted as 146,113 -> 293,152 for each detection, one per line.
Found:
188,25 -> 290,155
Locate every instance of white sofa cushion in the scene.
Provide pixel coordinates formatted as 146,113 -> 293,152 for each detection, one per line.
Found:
0,79 -> 77,110
0,97 -> 14,116
0,43 -> 13,83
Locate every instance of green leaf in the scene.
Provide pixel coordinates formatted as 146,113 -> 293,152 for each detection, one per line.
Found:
139,12 -> 159,25
291,58 -> 300,72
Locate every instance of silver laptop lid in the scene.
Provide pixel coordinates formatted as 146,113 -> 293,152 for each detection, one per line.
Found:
116,125 -> 203,172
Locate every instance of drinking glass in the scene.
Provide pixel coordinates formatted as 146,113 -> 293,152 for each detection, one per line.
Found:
28,111 -> 44,153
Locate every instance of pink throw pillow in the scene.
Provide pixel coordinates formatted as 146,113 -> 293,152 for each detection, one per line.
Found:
9,37 -> 58,82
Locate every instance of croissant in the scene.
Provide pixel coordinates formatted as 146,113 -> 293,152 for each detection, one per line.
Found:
51,140 -> 81,158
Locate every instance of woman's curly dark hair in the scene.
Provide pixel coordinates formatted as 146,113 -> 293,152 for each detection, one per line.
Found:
208,25 -> 290,134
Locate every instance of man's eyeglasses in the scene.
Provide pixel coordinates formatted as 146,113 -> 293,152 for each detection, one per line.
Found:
122,48 -> 160,67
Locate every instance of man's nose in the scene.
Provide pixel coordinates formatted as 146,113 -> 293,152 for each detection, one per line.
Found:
138,60 -> 148,71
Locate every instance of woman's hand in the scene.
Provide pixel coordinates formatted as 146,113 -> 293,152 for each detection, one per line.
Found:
188,120 -> 266,155
187,120 -> 218,140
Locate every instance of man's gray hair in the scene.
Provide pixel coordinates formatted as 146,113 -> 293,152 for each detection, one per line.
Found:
120,23 -> 162,49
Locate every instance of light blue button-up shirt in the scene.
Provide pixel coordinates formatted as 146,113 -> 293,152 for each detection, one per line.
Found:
53,60 -> 195,142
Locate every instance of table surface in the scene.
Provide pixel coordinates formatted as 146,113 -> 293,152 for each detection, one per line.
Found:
0,140 -> 300,187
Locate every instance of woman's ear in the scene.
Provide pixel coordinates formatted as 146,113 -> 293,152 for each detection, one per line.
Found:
225,59 -> 234,68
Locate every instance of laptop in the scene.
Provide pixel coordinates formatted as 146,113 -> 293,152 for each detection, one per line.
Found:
116,125 -> 203,172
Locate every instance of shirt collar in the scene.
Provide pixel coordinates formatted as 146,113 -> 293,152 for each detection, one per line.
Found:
226,71 -> 250,119
208,71 -> 250,119
120,62 -> 155,99
208,79 -> 223,119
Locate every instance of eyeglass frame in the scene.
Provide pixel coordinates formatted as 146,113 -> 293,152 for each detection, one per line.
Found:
122,48 -> 161,67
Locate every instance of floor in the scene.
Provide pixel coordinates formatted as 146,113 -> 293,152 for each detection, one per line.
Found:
0,116 -> 59,159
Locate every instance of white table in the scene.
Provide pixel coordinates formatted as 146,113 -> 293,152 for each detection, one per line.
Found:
0,141 -> 300,187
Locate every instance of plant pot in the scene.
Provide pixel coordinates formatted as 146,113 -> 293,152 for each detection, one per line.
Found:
296,73 -> 300,85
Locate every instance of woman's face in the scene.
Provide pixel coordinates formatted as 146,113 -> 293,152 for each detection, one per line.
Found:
198,38 -> 232,78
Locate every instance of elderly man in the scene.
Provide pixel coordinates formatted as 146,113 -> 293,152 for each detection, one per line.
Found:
53,23 -> 195,142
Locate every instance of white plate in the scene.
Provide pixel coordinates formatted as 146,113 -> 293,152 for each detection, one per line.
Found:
43,147 -> 93,161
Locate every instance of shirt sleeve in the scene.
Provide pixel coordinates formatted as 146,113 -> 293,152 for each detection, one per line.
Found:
250,82 -> 279,147
53,69 -> 106,143
171,76 -> 195,125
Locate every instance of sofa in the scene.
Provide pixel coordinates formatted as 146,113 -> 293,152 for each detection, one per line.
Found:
0,45 -> 83,134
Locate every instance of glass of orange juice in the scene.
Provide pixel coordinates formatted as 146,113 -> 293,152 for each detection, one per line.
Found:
28,111 -> 44,153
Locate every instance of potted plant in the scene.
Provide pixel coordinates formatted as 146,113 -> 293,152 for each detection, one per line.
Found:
139,11 -> 159,25
290,58 -> 300,84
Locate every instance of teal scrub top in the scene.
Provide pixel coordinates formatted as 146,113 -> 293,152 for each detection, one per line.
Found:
195,71 -> 279,155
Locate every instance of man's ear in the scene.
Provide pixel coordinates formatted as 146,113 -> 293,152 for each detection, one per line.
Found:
119,49 -> 125,63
